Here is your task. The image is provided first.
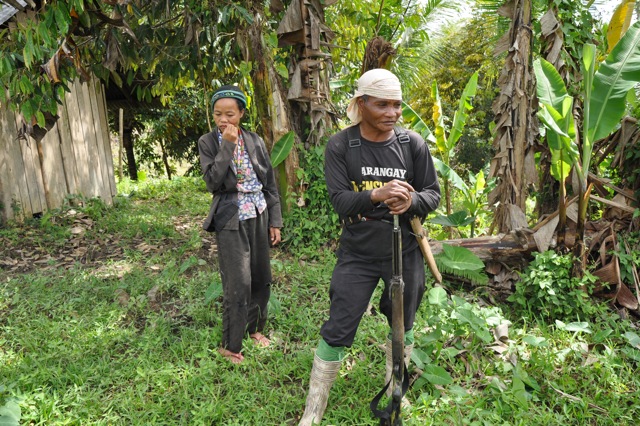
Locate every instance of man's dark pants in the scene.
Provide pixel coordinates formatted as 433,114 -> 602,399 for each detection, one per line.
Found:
320,246 -> 425,347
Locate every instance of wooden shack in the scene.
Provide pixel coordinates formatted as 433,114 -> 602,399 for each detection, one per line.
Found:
0,77 -> 116,222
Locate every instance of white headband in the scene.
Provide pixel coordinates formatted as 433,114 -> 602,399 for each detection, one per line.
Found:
346,68 -> 403,124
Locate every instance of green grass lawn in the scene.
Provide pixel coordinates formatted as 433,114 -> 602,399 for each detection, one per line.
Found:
1,177 -> 639,425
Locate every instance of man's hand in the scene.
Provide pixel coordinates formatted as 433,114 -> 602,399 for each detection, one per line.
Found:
371,180 -> 414,215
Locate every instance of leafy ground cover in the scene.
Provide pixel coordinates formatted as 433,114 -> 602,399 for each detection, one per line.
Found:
1,177 -> 639,425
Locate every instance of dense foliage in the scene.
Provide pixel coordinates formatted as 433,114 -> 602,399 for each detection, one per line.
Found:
509,250 -> 601,320
281,144 -> 340,257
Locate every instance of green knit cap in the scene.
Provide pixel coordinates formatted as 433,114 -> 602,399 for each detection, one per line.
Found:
211,85 -> 247,109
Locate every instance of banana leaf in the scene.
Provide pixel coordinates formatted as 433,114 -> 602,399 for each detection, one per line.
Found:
588,20 -> 640,144
462,170 -> 486,215
270,131 -> 295,168
447,71 -> 478,151
533,58 -> 580,182
533,58 -> 570,111
432,157 -> 467,192
401,101 -> 435,143
606,0 -> 636,53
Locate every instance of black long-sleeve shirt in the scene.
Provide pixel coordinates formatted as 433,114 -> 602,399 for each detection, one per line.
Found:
325,126 -> 440,260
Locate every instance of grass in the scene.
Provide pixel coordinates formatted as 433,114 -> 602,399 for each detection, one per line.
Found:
1,177 -> 639,425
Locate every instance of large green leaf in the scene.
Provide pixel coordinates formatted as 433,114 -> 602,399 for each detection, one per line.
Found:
431,211 -> 475,228
447,71 -> 478,151
270,131 -> 295,168
549,147 -> 573,182
440,244 -> 485,271
533,59 -> 576,139
588,21 -> 640,144
471,169 -> 485,198
534,58 -> 580,182
401,101 -> 435,143
537,104 -> 569,139
432,157 -> 467,192
422,364 -> 454,385
533,58 -> 568,110
0,399 -> 20,426
427,286 -> 448,306
434,244 -> 488,285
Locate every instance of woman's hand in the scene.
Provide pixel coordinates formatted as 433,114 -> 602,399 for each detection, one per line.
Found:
221,124 -> 239,145
269,227 -> 281,246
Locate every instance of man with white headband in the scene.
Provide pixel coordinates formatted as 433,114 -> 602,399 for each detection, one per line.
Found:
298,69 -> 440,425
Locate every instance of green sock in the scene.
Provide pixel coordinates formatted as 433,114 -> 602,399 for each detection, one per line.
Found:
316,338 -> 345,362
387,328 -> 414,346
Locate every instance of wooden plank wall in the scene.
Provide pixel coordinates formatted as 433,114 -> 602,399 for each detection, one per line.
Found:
0,78 -> 115,222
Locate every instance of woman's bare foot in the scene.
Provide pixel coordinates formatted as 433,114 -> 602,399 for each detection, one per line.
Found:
250,332 -> 271,347
218,348 -> 244,364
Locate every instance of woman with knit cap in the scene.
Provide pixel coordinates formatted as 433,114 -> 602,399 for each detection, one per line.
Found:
198,85 -> 282,364
298,69 -> 440,424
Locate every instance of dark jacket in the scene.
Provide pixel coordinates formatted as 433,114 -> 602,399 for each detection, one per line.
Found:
198,128 -> 283,232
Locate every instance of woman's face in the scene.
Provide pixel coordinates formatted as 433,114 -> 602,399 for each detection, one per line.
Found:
213,98 -> 245,132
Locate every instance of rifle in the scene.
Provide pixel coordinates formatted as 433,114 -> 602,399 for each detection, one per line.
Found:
371,215 -> 408,425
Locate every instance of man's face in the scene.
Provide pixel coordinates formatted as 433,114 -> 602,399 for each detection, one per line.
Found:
358,95 -> 402,133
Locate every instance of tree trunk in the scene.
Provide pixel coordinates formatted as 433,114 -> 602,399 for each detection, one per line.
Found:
238,7 -> 299,208
122,127 -> 137,180
278,0 -> 337,150
160,139 -> 172,180
430,232 -> 536,264
488,0 -> 538,234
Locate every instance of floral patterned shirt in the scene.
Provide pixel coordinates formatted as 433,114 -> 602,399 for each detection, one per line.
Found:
218,131 -> 267,221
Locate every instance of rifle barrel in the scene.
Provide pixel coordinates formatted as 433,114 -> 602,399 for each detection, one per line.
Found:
390,215 -> 405,424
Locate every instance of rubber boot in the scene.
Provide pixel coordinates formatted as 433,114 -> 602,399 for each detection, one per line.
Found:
298,353 -> 341,425
384,337 -> 414,398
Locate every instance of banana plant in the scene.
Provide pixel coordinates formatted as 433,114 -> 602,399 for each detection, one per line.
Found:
534,20 -> 640,263
431,158 -> 493,238
401,101 -> 436,144
533,58 -> 580,246
431,71 -> 479,219
269,130 -> 295,211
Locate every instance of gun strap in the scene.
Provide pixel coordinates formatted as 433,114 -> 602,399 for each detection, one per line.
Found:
370,363 -> 410,426
345,125 -> 413,186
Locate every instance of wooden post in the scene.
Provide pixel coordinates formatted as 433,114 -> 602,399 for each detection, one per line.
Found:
118,108 -> 123,181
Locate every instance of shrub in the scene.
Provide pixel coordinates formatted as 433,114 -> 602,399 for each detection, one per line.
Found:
509,250 -> 602,321
281,144 -> 340,258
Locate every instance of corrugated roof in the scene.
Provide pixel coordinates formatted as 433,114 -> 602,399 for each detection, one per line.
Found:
0,0 -> 26,26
